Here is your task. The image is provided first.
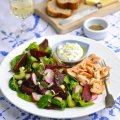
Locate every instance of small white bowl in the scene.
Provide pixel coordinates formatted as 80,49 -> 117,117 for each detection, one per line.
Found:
83,17 -> 109,40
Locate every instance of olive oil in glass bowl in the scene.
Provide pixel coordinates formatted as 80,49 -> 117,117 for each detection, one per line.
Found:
83,17 -> 109,40
89,25 -> 104,31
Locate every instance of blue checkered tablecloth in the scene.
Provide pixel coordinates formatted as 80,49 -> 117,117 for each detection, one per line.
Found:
0,0 -> 120,120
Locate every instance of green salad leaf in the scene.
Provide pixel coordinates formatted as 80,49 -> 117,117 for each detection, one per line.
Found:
45,47 -> 52,54
64,75 -> 78,92
64,75 -> 77,83
37,95 -> 53,108
51,98 -> 67,110
79,100 -> 94,107
51,98 -> 61,107
40,56 -> 54,65
35,64 -> 44,77
25,55 -> 38,72
64,75 -> 70,84
67,94 -> 76,108
61,100 -> 67,110
13,67 -> 25,80
17,92 -> 33,102
30,56 -> 38,62
25,42 -> 39,51
9,77 -> 19,91
72,92 -> 81,102
10,54 -> 23,70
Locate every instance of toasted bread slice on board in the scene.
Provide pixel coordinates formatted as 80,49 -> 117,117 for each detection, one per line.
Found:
46,0 -> 72,18
56,0 -> 82,10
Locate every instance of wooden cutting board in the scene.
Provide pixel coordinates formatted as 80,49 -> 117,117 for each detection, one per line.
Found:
35,0 -> 120,34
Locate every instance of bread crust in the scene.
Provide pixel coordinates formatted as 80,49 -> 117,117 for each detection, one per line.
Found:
46,0 -> 72,18
56,0 -> 82,10
46,7 -> 72,18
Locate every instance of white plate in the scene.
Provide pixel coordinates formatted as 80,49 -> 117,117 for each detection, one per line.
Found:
0,35 -> 120,119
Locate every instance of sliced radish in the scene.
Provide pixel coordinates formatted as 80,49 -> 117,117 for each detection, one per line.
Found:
74,85 -> 83,93
48,82 -> 54,88
51,90 -> 56,95
45,90 -> 51,95
32,92 -> 42,102
31,73 -> 37,85
40,70 -> 45,75
44,69 -> 54,84
37,82 -> 43,90
54,97 -> 62,101
90,94 -> 98,101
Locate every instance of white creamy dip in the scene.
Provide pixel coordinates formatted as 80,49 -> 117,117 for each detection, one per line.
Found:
57,42 -> 84,62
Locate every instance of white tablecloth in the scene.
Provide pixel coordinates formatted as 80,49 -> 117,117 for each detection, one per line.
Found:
0,0 -> 120,120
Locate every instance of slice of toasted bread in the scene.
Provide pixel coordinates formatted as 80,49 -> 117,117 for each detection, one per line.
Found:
46,0 -> 72,18
56,0 -> 82,10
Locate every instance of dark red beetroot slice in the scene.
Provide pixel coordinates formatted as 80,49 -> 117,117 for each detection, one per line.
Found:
14,54 -> 27,71
45,64 -> 69,69
39,39 -> 48,51
54,70 -> 65,85
82,84 -> 92,102
51,84 -> 67,100
20,84 -> 34,95
34,85 -> 43,95
30,50 -> 48,58
37,82 -> 47,95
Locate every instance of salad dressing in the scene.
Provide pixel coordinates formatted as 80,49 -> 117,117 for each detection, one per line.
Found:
89,25 -> 104,31
57,42 -> 84,62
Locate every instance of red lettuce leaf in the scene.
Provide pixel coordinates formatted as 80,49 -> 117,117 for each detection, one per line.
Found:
30,49 -> 48,58
39,39 -> 48,51
82,84 -> 92,102
14,53 -> 27,71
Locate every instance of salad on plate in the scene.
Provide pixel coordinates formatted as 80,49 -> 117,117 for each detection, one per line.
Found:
9,39 -> 111,110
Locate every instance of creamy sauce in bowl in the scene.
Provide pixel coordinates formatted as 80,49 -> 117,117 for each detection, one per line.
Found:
57,42 -> 84,62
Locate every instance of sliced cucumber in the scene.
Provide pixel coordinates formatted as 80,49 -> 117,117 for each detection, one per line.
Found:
25,73 -> 30,80
32,62 -> 39,69
14,67 -> 25,80
67,94 -> 76,108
